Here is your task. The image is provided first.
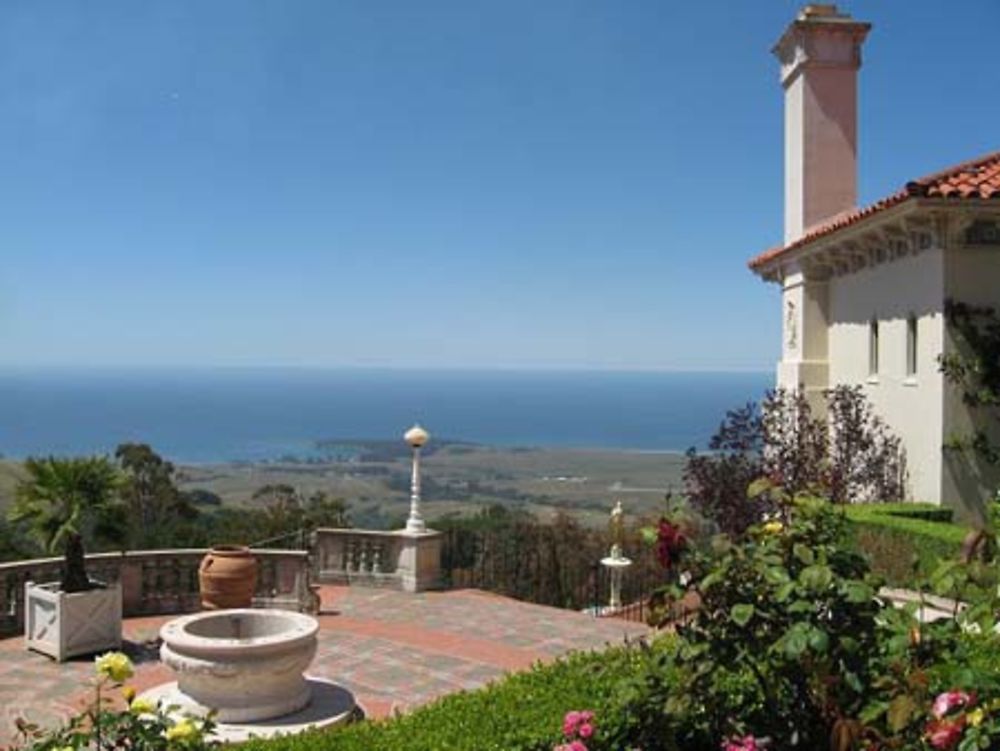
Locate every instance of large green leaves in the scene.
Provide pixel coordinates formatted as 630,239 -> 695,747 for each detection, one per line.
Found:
10,456 -> 124,554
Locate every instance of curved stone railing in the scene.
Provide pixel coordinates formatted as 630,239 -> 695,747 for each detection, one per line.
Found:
0,548 -> 312,638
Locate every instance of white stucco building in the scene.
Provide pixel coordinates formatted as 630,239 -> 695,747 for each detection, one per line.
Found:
750,5 -> 1000,517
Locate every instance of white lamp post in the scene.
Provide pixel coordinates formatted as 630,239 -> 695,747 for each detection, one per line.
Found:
404,424 -> 429,533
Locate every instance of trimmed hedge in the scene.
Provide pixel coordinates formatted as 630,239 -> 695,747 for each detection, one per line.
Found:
242,641 -> 662,751
844,503 -> 968,586
845,502 -> 954,523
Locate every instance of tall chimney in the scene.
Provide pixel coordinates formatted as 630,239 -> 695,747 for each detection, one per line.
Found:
774,5 -> 870,245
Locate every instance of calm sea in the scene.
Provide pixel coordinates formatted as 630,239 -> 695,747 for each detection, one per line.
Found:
0,369 -> 771,463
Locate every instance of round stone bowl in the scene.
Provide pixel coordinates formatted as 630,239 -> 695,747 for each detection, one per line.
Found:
160,609 -> 319,723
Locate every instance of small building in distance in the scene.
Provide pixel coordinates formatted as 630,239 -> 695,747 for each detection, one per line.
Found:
749,5 -> 1000,516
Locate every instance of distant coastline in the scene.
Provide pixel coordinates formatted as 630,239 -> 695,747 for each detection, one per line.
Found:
0,368 -> 770,463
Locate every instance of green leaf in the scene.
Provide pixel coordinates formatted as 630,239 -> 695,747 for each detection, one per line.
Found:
933,575 -> 956,596
793,543 -> 815,565
700,571 -> 725,591
782,623 -> 809,659
808,627 -> 829,653
764,566 -> 791,585
840,636 -> 860,655
730,603 -> 755,627
844,670 -> 868,692
799,564 -> 833,592
783,626 -> 809,658
859,698 -> 887,723
774,581 -> 796,602
842,581 -> 874,603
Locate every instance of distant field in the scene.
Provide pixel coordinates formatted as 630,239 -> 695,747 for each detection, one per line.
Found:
0,445 -> 686,528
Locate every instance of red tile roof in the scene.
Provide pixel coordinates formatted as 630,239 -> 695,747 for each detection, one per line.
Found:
749,150 -> 1000,270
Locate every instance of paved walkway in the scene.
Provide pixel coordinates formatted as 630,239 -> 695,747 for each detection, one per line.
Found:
0,587 -> 647,745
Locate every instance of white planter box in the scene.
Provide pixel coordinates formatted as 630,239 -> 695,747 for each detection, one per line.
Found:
25,580 -> 123,662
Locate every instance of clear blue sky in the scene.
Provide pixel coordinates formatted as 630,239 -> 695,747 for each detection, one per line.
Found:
1,1 -> 997,371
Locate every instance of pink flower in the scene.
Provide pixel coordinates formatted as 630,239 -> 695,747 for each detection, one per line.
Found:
926,718 -> 965,750
563,711 -> 581,736
721,736 -> 761,751
932,690 -> 975,719
578,723 -> 594,739
569,742 -> 588,751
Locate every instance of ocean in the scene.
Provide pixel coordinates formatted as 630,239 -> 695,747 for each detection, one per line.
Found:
0,369 -> 772,463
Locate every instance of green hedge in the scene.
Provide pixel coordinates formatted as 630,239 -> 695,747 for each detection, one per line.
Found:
844,504 -> 968,586
845,502 -> 954,523
242,642 -> 661,751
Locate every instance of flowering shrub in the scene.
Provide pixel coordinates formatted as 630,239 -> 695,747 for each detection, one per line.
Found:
11,651 -> 215,751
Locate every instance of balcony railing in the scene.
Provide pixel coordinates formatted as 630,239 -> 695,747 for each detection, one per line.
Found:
313,528 -> 442,593
0,548 -> 312,638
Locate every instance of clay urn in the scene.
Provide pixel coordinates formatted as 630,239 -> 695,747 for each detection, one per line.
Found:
198,545 -> 259,610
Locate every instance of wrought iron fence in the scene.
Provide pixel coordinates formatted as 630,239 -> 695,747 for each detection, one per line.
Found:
438,523 -> 665,621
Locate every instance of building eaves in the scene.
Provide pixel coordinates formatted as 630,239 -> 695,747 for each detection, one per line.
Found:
749,149 -> 1000,272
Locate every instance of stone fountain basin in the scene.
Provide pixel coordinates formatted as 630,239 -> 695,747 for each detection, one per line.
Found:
159,609 -> 319,723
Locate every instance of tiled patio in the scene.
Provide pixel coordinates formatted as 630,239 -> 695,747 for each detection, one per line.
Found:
0,586 -> 647,745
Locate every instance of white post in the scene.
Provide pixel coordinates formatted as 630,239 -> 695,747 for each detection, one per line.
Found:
608,566 -> 623,611
404,425 -> 429,534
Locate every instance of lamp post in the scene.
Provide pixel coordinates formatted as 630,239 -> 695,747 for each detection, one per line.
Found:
404,424 -> 429,533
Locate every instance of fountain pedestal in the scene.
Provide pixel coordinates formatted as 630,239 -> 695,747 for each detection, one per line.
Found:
600,555 -> 632,613
143,609 -> 355,741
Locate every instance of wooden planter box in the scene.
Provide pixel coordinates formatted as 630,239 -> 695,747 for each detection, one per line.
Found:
24,580 -> 123,662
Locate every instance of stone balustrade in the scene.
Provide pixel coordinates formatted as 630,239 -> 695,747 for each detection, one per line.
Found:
313,528 -> 442,593
0,548 -> 312,638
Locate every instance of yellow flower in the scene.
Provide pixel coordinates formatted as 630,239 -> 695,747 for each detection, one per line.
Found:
94,652 -> 134,683
54,746 -> 74,751
165,719 -> 199,743
762,520 -> 784,535
129,697 -> 158,716
968,708 -> 985,727
122,686 -> 136,703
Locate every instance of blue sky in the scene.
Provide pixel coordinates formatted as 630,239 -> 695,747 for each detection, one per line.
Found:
1,1 -> 997,371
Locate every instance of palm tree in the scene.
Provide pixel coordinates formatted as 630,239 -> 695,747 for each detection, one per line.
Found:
9,456 -> 125,592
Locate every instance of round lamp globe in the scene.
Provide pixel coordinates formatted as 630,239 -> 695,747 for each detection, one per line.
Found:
404,425 -> 430,448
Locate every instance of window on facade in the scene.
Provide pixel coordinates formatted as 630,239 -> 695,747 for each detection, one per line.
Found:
906,315 -> 918,376
869,318 -> 879,376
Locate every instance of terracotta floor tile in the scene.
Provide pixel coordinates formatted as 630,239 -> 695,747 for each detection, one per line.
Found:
0,587 -> 647,743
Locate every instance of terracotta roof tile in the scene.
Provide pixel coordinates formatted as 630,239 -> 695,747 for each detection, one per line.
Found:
749,150 -> 1000,270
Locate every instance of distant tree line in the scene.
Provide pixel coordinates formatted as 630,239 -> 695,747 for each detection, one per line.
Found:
0,442 -> 350,563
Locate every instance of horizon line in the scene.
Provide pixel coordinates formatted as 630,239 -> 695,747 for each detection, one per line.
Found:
0,363 -> 773,376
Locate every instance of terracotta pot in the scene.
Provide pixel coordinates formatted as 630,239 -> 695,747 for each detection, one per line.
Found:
199,546 -> 258,610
